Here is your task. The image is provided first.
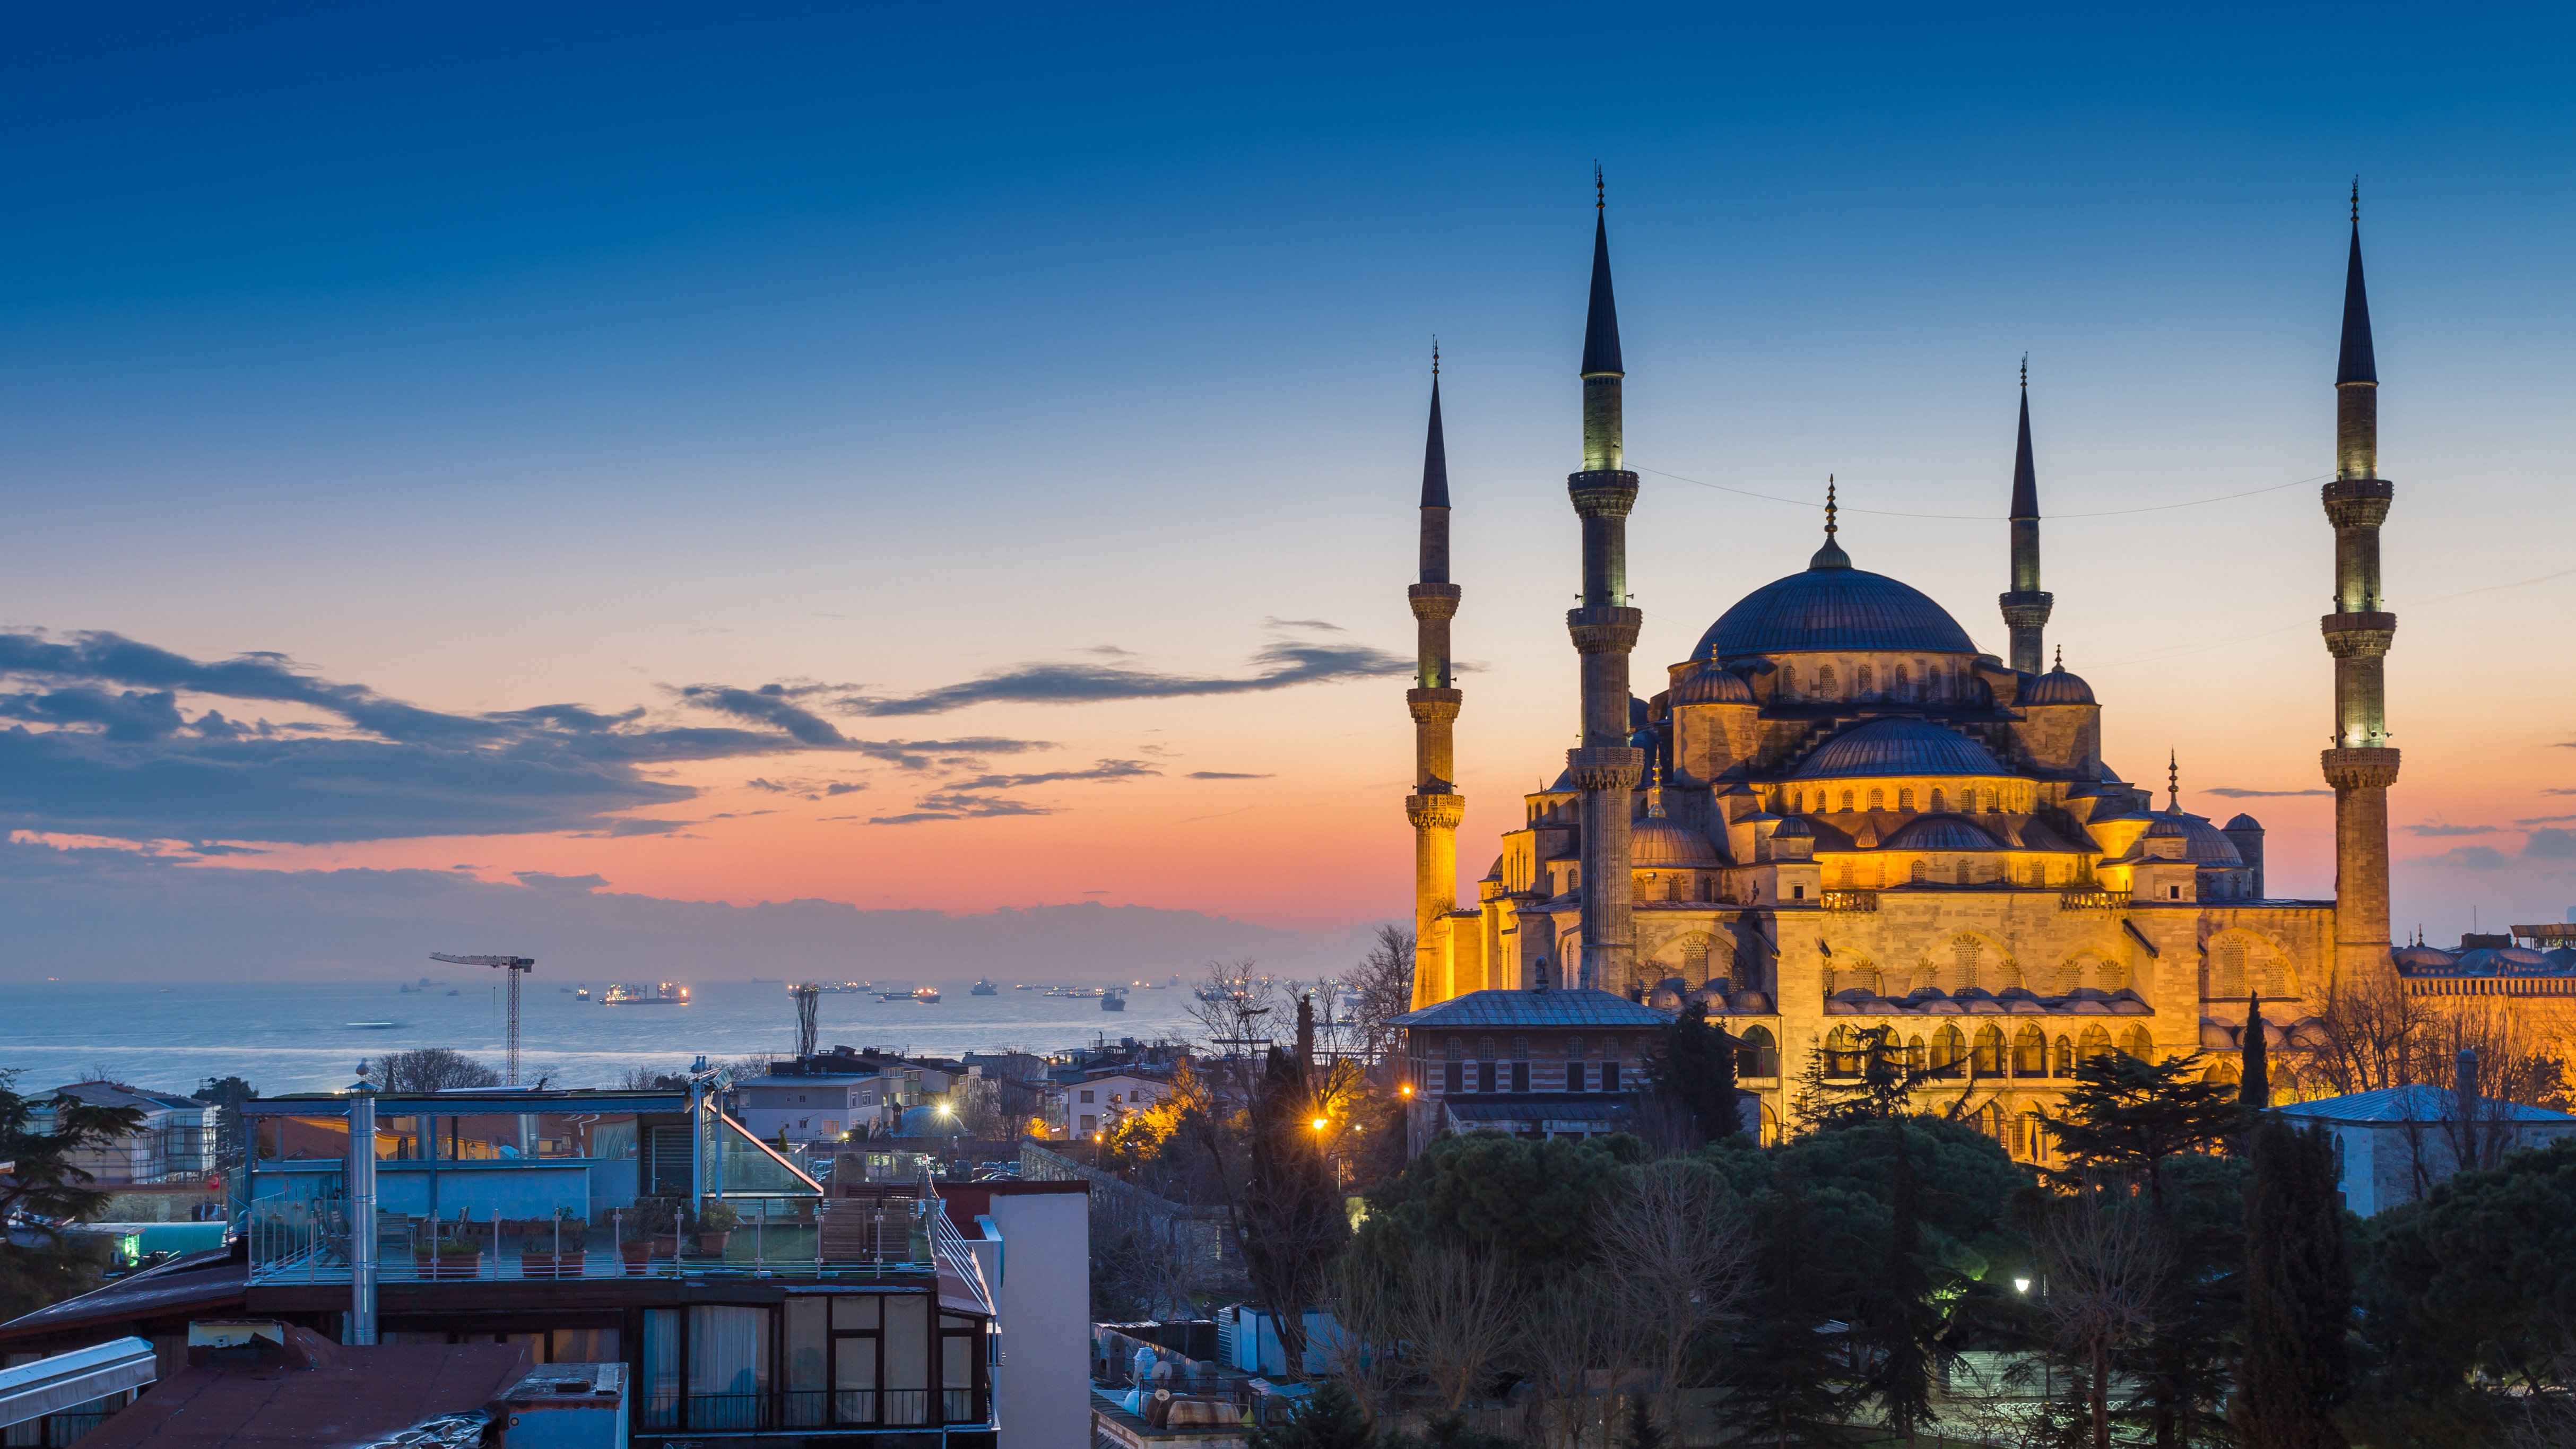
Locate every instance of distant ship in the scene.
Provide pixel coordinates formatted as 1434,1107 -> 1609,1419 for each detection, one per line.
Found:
604,982 -> 690,1005
912,986 -> 942,1004
398,983 -> 419,994
878,989 -> 912,1002
347,1021 -> 398,1029
970,979 -> 998,996
575,986 -> 590,1000
1014,983 -> 1037,991
1158,974 -> 1178,990
446,988 -> 461,997
813,982 -> 867,994
1102,989 -> 1127,1012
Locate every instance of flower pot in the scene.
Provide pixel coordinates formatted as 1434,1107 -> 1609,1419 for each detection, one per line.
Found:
521,1251 -> 587,1280
695,1230 -> 732,1256
413,1252 -> 480,1281
619,1240 -> 655,1276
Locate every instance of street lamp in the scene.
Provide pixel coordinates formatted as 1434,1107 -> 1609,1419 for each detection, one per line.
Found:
1309,1117 -> 1328,1132
2013,1277 -> 2033,1294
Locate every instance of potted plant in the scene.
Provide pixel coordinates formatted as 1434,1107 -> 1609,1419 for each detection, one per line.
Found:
413,1233 -> 481,1281
621,1197 -> 681,1275
691,1201 -> 740,1257
521,1208 -> 587,1279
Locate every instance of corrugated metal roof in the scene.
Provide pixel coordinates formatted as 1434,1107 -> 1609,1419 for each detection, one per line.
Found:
1389,988 -> 1671,1030
2276,1085 -> 2576,1124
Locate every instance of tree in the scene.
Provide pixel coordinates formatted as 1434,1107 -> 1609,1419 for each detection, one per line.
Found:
1514,1268 -> 1623,1449
1643,1003 -> 1742,1147
1597,1157 -> 1749,1436
1399,1240 -> 1522,1411
1348,926 -> 1416,1064
2241,994 -> 2271,1111
372,1048 -> 501,1093
1620,1394 -> 1671,1449
1718,1175 -> 1857,1448
1248,1377 -> 1374,1449
1796,1024 -> 1932,1127
2240,1118 -> 2351,1449
2035,1182 -> 2171,1449
1355,1131 -> 1635,1280
1863,1117 -> 1941,1444
2041,1049 -> 2241,1203
1229,1045 -> 1349,1377
193,1074 -> 257,1190
0,1069 -> 146,1321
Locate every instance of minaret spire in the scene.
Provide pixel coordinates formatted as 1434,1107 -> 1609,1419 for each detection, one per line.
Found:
2320,181 -> 2400,985
1565,173 -> 1643,995
1407,344 -> 1467,1007
1999,357 -> 2053,674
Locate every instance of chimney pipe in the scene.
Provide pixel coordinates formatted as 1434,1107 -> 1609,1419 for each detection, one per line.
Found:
346,1072 -> 378,1346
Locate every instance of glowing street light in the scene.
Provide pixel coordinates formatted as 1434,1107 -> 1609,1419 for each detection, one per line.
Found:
2013,1277 -> 2033,1294
1310,1117 -> 1328,1132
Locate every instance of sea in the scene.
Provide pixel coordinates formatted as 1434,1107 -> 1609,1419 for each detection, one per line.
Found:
0,977 -> 1209,1096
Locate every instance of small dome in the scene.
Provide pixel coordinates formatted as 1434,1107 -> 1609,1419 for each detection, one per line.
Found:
1882,814 -> 2003,851
2393,944 -> 2458,974
2498,947 -> 2553,974
1771,817 -> 1814,839
1628,725 -> 1661,756
2453,948 -> 2506,975
2144,808 -> 2245,865
1789,717 -> 2006,780
2224,814 -> 2263,832
2199,1018 -> 2240,1050
1671,661 -> 1755,706
1632,817 -> 1721,867
2020,664 -> 2096,706
2547,948 -> 2576,974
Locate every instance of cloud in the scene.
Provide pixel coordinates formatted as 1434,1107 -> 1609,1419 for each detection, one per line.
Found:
2518,813 -> 2576,827
2417,845 -> 2512,870
1187,771 -> 1272,780
2526,828 -> 2576,861
867,794 -> 1057,826
823,782 -> 867,796
184,843 -> 268,857
941,760 -> 1157,792
0,627 -> 1057,846
1260,618 -> 1344,632
2406,822 -> 2498,837
2205,787 -> 2335,799
840,631 -> 1410,716
514,871 -> 609,891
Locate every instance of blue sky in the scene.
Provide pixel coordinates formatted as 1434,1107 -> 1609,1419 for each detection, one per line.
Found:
2,3 -> 2572,973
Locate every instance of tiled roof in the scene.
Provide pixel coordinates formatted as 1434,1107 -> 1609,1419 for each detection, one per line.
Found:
2276,1085 -> 2576,1124
1390,988 -> 1671,1030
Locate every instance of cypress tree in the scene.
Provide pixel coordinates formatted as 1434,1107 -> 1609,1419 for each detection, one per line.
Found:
2240,1118 -> 2350,1449
1864,1116 -> 1936,1444
2240,993 -> 2270,1111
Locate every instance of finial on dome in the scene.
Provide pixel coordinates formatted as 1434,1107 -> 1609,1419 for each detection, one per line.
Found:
1808,476 -> 1851,570
2167,750 -> 2180,812
1646,760 -> 1666,818
2052,644 -> 2063,672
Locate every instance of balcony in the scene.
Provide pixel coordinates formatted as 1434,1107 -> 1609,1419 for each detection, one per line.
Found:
2058,888 -> 2132,912
1819,889 -> 1878,912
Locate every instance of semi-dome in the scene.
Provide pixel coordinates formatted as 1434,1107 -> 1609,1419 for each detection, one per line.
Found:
2224,814 -> 2264,832
1790,717 -> 2006,780
2020,663 -> 2096,706
1632,817 -> 1721,867
2145,808 -> 2245,865
1671,661 -> 1755,705
1698,556 -> 1979,661
1882,814 -> 2003,850
2393,943 -> 2458,973
1771,816 -> 1814,838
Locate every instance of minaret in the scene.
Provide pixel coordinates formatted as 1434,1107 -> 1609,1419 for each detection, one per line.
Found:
1406,347 -> 1466,1008
1999,358 -> 2052,674
1566,171 -> 1643,995
2320,181 -> 2399,983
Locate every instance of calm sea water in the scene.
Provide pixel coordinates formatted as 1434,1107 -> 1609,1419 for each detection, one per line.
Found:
0,978 -> 1208,1096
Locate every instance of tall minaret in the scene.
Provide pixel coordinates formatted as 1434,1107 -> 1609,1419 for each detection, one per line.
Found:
1406,348 -> 1466,1008
1566,172 -> 1643,994
1999,359 -> 2052,674
2320,181 -> 2399,984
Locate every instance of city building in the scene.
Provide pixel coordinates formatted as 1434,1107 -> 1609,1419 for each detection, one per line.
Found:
3,1079 -> 1092,1449
1403,187 -> 2405,1153
1054,1072 -> 1172,1140
2275,1075 -> 2576,1216
1386,988 -> 1671,1150
31,1084 -> 219,1186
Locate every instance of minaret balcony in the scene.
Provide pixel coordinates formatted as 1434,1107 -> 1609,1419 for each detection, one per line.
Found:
2321,478 -> 2395,527
2321,746 -> 2401,791
2319,613 -> 2398,657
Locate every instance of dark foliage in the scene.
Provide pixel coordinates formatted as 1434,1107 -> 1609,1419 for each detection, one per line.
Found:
1354,1131 -> 1637,1279
2240,1118 -> 2351,1449
1718,1176 -> 1857,1447
1231,1045 -> 1349,1375
1620,1394 -> 1670,1449
2240,994 -> 2270,1111
1249,1378 -> 1375,1449
1861,1118 -> 1940,1441
0,1069 -> 146,1224
1644,1002 -> 1741,1146
2042,1050 -> 2241,1201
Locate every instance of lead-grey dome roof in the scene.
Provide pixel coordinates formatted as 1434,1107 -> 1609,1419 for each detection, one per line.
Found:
1790,717 -> 2005,780
2020,663 -> 2096,706
1698,558 -> 1979,661
1883,814 -> 2003,850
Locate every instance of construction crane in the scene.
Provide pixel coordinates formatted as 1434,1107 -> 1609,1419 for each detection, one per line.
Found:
430,953 -> 536,1084
789,983 -> 821,1060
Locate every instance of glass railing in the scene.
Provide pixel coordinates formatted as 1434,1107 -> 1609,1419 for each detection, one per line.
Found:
635,1390 -> 974,1431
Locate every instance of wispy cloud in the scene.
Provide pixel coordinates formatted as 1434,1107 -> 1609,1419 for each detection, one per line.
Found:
2528,828 -> 2576,861
2406,822 -> 2497,837
2518,813 -> 2576,827
515,871 -> 609,891
0,627 -> 1051,845
868,795 -> 1057,826
1187,771 -> 1272,780
840,626 -> 1410,716
2416,845 -> 2512,870
942,760 -> 1157,792
2205,786 -> 2335,799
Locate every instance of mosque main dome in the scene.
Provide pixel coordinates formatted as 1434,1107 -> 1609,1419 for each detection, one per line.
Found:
1695,545 -> 1980,662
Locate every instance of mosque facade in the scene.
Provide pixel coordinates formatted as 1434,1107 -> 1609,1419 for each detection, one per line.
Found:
1398,192 -> 2400,1151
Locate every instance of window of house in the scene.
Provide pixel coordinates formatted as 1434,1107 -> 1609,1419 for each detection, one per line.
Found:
1818,665 -> 1837,696
1857,665 -> 1875,696
1906,1035 -> 1927,1072
2169,885 -> 2182,900
1736,1026 -> 1779,1079
2013,1027 -> 2046,1076
1079,1115 -> 1096,1133
1511,1061 -> 1528,1091
1824,1027 -> 1862,1079
2054,1036 -> 2075,1075
1952,939 -> 1979,991
1929,788 -> 1947,812
1600,1060 -> 1621,1092
1444,1061 -> 1463,1095
1868,788 -> 1885,810
1840,791 -> 1855,811
1478,1061 -> 1497,1094
1791,884 -> 1806,900
1898,788 -> 1914,810
1894,665 -> 1912,697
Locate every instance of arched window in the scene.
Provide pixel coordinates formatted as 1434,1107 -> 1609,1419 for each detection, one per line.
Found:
1817,665 -> 1838,697
1894,665 -> 1912,698
1477,1036 -> 1495,1060
2013,1024 -> 2048,1076
1898,788 -> 1915,810
1929,788 -> 1947,812
1857,664 -> 1875,696
1955,859 -> 1973,885
1824,1027 -> 1863,1080
1868,788 -> 1885,810
2053,1035 -> 2075,1075
2078,1025 -> 2113,1063
2218,942 -> 2247,997
2119,1026 -> 2154,1061
1667,875 -> 1685,902
1910,858 -> 1929,883
1952,938 -> 1979,991
2202,1058 -> 2242,1084
1445,1037 -> 1463,1060
1906,1034 -> 1927,1072
1840,791 -> 1855,811
1929,1025 -> 1966,1076
1972,1025 -> 2006,1075
1737,1025 -> 1779,1079
1849,963 -> 1883,996
1779,666 -> 1799,699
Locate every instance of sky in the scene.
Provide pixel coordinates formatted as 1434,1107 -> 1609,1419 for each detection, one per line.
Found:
1,3 -> 2572,979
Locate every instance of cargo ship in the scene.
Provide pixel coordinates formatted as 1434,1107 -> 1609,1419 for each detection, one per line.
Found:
603,982 -> 689,1005
912,986 -> 942,1004
970,979 -> 998,996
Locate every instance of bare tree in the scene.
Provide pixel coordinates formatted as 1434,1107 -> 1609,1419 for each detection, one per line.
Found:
1515,1269 -> 1625,1449
1596,1159 -> 1751,1438
1400,1239 -> 1523,1411
1347,925 -> 1416,1063
371,1048 -> 500,1093
1325,1250 -> 1406,1427
2292,972 -> 2568,1108
617,1064 -> 690,1091
2034,1182 -> 2171,1449
1184,959 -> 1289,1104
